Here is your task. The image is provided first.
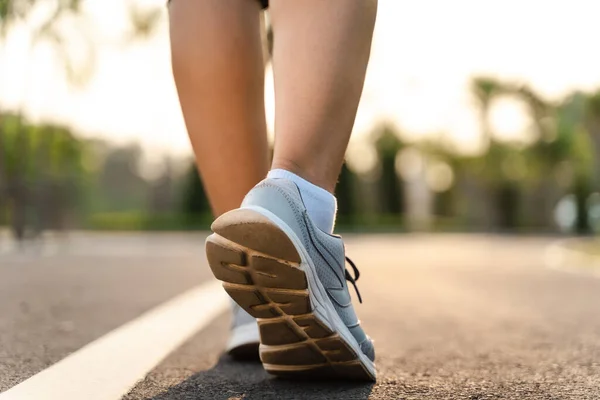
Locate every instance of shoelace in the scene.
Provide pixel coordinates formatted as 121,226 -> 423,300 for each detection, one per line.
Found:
344,256 -> 363,304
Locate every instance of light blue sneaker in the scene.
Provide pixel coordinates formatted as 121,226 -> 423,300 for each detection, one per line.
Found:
206,178 -> 376,380
226,303 -> 260,360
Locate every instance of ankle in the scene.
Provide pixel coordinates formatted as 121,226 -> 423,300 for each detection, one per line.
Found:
271,158 -> 335,194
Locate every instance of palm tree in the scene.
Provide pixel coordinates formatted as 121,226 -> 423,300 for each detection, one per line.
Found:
514,85 -> 561,230
471,77 -> 586,231
513,87 -> 592,233
472,77 -> 506,145
471,77 -> 522,230
0,113 -> 7,223
585,91 -> 600,192
372,124 -> 404,216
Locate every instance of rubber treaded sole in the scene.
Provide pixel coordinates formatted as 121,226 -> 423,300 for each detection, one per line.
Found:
206,208 -> 375,381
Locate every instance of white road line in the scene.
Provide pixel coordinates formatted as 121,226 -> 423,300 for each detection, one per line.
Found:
0,280 -> 229,400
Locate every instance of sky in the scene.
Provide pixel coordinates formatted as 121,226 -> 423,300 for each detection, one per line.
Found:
1,0 -> 600,162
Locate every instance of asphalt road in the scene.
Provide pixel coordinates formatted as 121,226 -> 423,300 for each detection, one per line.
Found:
2,233 -> 600,399
0,233 -> 214,391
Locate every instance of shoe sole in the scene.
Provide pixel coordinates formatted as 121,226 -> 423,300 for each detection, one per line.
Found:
206,208 -> 376,381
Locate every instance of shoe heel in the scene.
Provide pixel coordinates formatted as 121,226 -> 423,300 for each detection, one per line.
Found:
206,208 -> 309,318
206,207 -> 375,381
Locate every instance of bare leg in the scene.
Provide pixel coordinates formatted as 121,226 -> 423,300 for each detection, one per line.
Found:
269,0 -> 377,193
169,0 -> 269,217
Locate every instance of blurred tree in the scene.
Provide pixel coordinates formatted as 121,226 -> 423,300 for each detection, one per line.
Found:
372,124 -> 404,216
97,143 -> 147,212
148,156 -> 176,215
473,79 -> 596,233
0,114 -> 88,237
0,113 -> 31,239
181,162 -> 210,227
0,119 -> 5,225
47,124 -> 88,230
472,77 -> 503,145
419,140 -> 459,222
0,0 -> 163,239
471,77 -> 523,230
585,91 -> 600,192
558,95 -> 594,234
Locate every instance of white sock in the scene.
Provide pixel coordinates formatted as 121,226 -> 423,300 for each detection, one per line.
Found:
267,169 -> 337,233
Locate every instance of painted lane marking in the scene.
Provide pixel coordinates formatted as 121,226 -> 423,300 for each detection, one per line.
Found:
0,280 -> 229,400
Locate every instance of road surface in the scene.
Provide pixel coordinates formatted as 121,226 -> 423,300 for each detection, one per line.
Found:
1,233 -> 599,399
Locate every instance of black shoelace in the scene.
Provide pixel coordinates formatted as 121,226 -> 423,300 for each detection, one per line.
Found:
344,256 -> 363,304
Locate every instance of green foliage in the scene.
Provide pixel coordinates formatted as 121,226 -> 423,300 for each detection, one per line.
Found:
180,163 -> 211,224
3,71 -> 600,234
87,212 -> 212,231
586,91 -> 600,118
0,0 -> 164,236
472,77 -> 502,105
0,112 -> 90,235
373,124 -> 404,215
469,76 -> 599,233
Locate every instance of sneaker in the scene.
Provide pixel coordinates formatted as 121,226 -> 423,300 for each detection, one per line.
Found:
206,178 -> 376,380
226,302 -> 260,360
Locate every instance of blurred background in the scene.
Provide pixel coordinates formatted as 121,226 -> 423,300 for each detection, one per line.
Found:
1,0 -> 600,246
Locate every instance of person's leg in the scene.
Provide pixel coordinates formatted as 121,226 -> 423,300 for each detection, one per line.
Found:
206,1 -> 379,380
169,0 -> 268,359
269,0 -> 377,193
169,0 -> 269,217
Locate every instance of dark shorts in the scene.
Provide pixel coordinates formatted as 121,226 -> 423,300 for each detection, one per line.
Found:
168,0 -> 268,9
